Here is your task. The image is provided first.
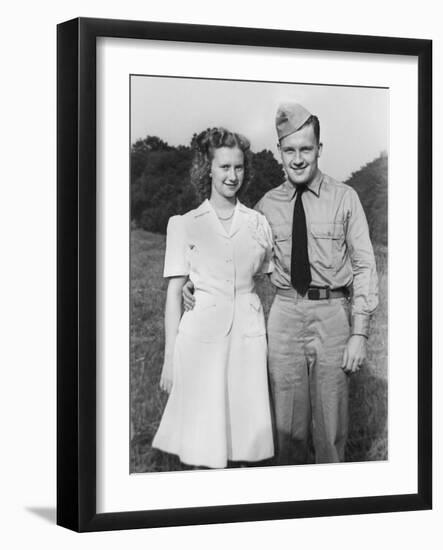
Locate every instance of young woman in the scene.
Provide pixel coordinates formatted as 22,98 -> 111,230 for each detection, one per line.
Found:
152,127 -> 274,468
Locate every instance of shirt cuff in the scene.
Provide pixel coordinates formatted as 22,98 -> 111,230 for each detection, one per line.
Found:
351,313 -> 370,338
261,258 -> 275,275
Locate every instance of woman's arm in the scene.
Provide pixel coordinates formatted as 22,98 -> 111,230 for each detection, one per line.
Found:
160,276 -> 187,393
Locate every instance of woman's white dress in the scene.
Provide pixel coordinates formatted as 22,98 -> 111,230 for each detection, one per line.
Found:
152,199 -> 275,468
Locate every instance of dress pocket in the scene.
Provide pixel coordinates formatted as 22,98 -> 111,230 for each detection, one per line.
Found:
179,301 -> 219,342
244,295 -> 266,337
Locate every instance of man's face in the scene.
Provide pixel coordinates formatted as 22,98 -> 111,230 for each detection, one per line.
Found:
278,123 -> 322,187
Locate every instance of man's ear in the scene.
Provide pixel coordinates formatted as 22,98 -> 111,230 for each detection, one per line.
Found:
317,142 -> 323,157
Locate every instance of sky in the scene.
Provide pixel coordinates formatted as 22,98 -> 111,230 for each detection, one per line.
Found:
131,75 -> 388,183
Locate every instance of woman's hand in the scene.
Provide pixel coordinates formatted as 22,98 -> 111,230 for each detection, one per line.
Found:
182,280 -> 195,311
160,356 -> 174,393
161,276 -> 186,394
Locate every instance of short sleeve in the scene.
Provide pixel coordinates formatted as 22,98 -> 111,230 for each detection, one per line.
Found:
254,197 -> 264,215
259,215 -> 275,274
163,215 -> 190,278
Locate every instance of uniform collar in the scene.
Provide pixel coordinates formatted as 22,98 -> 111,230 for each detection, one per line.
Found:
283,170 -> 324,200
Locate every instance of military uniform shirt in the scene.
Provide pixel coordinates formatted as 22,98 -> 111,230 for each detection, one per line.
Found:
255,170 -> 378,337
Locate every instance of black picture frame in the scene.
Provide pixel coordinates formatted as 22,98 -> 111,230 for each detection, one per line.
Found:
57,17 -> 432,532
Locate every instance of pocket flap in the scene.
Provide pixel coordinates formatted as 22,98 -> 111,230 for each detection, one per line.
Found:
273,224 -> 291,241
310,222 -> 344,240
195,296 -> 216,310
250,297 -> 262,312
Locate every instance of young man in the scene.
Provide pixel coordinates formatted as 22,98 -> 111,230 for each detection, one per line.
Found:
255,102 -> 378,464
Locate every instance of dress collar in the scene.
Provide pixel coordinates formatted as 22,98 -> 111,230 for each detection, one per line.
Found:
196,199 -> 247,238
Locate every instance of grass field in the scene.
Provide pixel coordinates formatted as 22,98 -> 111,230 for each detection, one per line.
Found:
130,229 -> 388,472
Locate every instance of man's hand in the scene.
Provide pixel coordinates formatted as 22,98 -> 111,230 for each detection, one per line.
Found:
182,280 -> 195,311
341,335 -> 367,374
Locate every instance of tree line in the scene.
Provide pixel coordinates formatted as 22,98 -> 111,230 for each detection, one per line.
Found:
131,135 -> 387,246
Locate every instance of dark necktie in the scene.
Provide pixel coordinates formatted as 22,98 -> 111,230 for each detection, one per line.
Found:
291,185 -> 311,295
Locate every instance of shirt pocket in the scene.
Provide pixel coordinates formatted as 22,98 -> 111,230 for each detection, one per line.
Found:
272,223 -> 292,274
309,222 -> 344,270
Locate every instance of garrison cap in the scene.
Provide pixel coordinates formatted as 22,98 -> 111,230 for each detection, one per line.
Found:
276,102 -> 312,141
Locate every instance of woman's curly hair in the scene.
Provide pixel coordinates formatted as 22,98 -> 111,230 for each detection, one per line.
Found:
190,127 -> 253,201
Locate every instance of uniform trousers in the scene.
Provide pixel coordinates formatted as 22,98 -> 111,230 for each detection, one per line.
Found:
268,288 -> 351,464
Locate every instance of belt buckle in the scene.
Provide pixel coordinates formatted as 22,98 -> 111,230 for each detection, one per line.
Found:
307,287 -> 329,300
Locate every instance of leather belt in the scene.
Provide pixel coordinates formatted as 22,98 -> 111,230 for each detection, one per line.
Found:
276,287 -> 350,300
306,287 -> 349,300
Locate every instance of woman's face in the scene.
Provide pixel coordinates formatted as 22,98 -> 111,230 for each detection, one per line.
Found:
210,146 -> 245,200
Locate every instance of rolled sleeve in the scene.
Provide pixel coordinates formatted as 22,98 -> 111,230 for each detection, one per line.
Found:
261,257 -> 275,275
352,313 -> 370,338
254,197 -> 264,216
163,215 -> 190,278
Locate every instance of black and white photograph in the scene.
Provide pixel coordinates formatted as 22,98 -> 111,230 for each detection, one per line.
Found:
1,0 -> 438,543
129,75 -> 388,473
